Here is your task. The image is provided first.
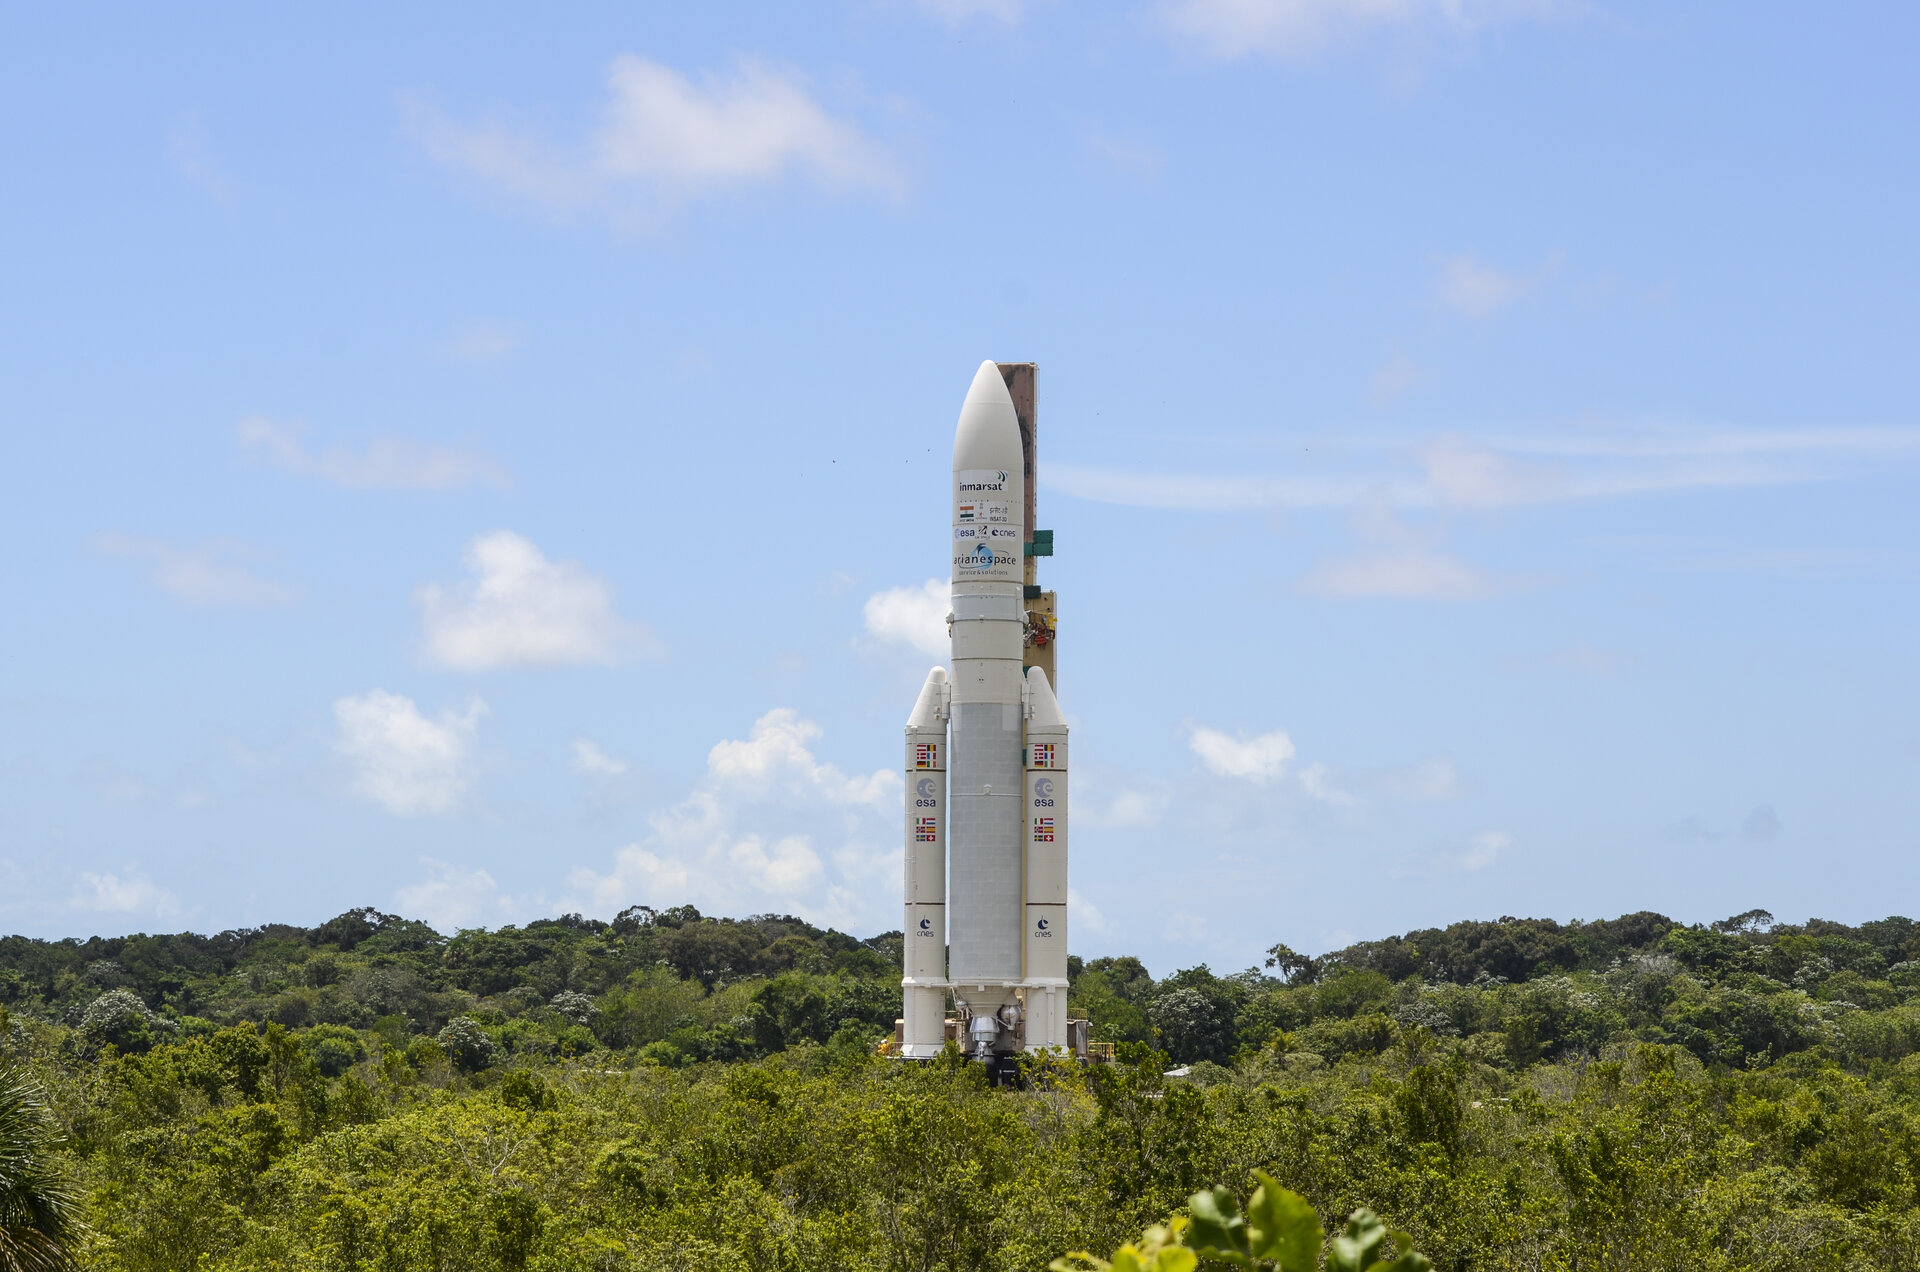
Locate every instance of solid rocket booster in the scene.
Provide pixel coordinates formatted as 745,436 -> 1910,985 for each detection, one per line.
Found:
901,668 -> 948,1059
1023,666 -> 1070,1048
900,360 -> 1070,1059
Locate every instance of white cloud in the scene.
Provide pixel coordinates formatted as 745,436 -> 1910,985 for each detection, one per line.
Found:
71,868 -> 180,918
1191,726 -> 1296,782
863,579 -> 949,657
1299,761 -> 1357,806
1743,805 -> 1781,842
566,708 -> 897,927
1301,546 -> 1491,599
417,531 -> 655,670
1437,254 -> 1533,316
238,416 -> 508,490
1164,0 -> 1559,61
93,533 -> 293,606
571,739 -> 628,776
411,54 -> 895,220
395,858 -> 512,932
707,709 -> 896,805
333,690 -> 487,816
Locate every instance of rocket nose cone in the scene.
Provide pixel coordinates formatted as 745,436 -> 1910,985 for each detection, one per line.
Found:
962,360 -> 1012,411
953,360 -> 1023,473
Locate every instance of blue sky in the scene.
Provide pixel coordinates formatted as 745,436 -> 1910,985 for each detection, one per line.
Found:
3,2 -> 1916,974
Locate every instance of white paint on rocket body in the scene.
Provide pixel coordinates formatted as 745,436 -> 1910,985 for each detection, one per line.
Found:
947,361 -> 1027,992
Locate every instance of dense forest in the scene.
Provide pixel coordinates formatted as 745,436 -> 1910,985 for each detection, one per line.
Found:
4,904 -> 1920,1269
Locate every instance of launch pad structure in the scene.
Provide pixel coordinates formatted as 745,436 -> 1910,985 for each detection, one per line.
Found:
891,361 -> 1093,1077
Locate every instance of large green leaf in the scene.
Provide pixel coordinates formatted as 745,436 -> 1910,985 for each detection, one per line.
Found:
1185,1186 -> 1254,1268
1245,1172 -> 1321,1272
1326,1209 -> 1390,1272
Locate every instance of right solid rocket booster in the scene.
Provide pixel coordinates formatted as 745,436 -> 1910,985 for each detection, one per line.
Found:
899,360 -> 1070,1062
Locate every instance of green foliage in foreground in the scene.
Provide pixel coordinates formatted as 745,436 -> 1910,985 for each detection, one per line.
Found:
1057,1173 -> 1431,1272
4,903 -> 1920,1268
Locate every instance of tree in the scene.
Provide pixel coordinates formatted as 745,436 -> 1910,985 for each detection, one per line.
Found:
1711,909 -> 1775,935
1263,944 -> 1320,987
0,1065 -> 79,1272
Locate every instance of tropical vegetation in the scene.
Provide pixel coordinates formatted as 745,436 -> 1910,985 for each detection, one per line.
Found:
3,904 -> 1920,1269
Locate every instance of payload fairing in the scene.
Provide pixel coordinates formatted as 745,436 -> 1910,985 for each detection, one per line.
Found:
900,361 -> 1071,1064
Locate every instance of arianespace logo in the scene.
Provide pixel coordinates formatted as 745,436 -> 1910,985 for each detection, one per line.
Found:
954,538 -> 1018,574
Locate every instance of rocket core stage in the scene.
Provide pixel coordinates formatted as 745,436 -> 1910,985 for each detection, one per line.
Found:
899,361 -> 1072,1066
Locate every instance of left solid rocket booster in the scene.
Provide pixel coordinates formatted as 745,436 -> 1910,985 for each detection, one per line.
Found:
901,667 -> 949,1059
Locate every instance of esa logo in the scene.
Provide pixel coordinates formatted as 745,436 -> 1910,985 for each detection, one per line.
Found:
915,777 -> 937,808
1033,917 -> 1054,938
1031,777 -> 1055,808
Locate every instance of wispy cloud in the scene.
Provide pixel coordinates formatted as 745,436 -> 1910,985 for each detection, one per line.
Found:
417,531 -> 656,671
410,54 -> 897,222
863,579 -> 949,657
447,322 -> 519,361
1087,133 -> 1165,181
1049,426 -> 1920,514
1397,829 -> 1511,876
1302,546 -> 1490,599
93,533 -> 293,606
1163,0 -> 1561,61
238,416 -> 509,490
1298,761 -> 1357,806
167,114 -> 235,203
571,739 -> 629,777
1301,503 -> 1495,600
918,0 -> 1031,21
333,691 -> 488,816
1437,253 -> 1549,317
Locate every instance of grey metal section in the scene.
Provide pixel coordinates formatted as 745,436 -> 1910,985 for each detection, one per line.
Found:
948,700 -> 1024,981
951,591 -> 1022,620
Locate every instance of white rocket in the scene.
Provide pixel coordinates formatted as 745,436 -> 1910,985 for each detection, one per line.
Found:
900,361 -> 1070,1063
